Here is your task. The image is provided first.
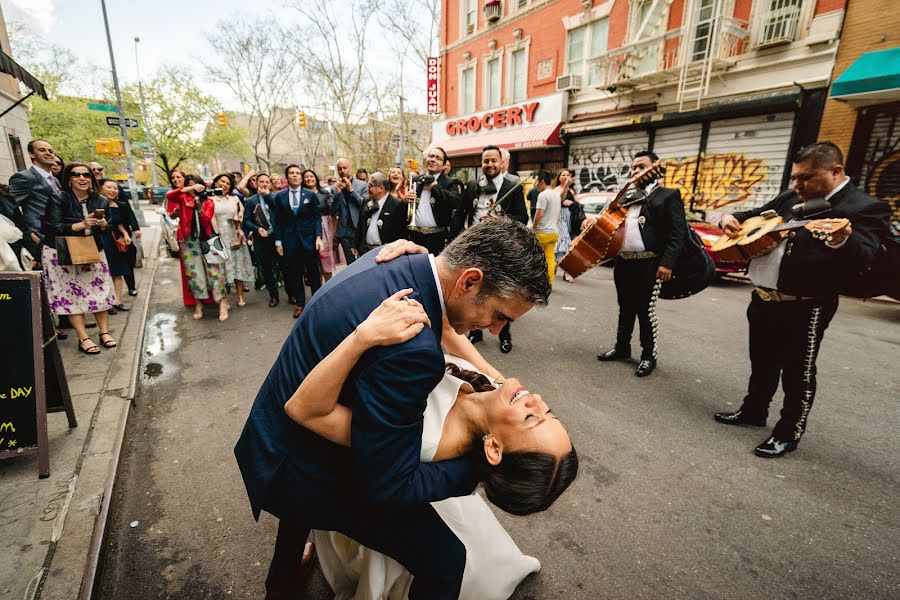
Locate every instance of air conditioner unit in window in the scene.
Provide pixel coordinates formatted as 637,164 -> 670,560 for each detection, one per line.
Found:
556,74 -> 582,92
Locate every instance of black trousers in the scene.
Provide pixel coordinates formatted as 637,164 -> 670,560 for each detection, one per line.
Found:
124,244 -> 137,292
612,257 -> 661,360
263,466 -> 466,600
255,237 -> 281,300
407,229 -> 448,256
284,247 -> 320,307
740,293 -> 838,442
338,236 -> 357,265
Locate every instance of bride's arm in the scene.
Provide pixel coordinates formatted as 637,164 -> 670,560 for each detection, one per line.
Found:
440,317 -> 504,381
284,289 -> 432,446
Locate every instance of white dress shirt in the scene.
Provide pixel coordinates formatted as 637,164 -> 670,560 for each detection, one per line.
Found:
428,254 -> 446,319
474,173 -> 506,224
33,164 -> 59,191
366,195 -> 388,246
748,176 -> 851,290
620,181 -> 657,253
414,174 -> 440,228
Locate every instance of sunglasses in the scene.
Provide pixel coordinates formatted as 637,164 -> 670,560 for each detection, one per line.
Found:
70,172 -> 93,178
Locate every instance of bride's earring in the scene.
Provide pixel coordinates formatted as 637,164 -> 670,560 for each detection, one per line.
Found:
483,434 -> 491,442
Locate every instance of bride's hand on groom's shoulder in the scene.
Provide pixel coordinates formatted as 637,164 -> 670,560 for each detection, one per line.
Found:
355,289 -> 432,348
375,239 -> 429,263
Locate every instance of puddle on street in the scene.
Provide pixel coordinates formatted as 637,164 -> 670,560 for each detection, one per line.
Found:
141,312 -> 180,385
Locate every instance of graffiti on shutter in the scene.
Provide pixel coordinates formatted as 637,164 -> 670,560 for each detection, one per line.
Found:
858,107 -> 899,223
568,130 -> 650,193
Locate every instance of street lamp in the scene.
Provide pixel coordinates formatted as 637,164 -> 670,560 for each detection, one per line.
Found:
133,36 -> 159,189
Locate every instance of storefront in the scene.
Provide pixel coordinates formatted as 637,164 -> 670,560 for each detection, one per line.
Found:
431,92 -> 568,180
563,92 -> 824,216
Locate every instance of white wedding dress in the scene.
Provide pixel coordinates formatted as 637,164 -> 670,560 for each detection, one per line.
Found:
313,355 -> 541,600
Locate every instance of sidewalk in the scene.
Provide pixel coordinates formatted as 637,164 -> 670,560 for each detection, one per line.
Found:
0,218 -> 160,600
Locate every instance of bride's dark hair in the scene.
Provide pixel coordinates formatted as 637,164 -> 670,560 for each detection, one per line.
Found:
446,363 -> 579,516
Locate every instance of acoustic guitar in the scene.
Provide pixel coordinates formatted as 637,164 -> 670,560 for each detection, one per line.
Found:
558,161 -> 664,278
710,211 -> 850,263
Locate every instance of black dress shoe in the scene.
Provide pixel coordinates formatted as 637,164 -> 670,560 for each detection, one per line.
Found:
499,336 -> 512,354
635,359 -> 656,377
754,436 -> 796,458
108,307 -> 118,315
467,329 -> 483,344
269,297 -> 279,308
113,304 -> 129,311
128,288 -> 138,296
597,348 -> 631,362
714,410 -> 767,427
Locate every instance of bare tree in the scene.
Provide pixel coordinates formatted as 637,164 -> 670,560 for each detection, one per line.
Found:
286,0 -> 377,166
206,16 -> 299,171
375,0 -> 440,81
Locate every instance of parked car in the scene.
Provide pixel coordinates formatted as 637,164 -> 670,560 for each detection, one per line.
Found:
576,191 -> 616,219
157,207 -> 179,258
148,186 -> 172,205
687,216 -> 749,277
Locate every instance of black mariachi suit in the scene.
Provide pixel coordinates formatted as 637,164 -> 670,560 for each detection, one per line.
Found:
611,185 -> 687,361
354,194 -> 406,253
404,172 -> 462,255
733,182 -> 890,443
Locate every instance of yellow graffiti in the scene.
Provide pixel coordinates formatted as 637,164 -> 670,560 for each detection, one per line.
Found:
664,154 -> 768,210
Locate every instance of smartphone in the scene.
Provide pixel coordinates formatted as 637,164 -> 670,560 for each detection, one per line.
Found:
93,208 -> 105,219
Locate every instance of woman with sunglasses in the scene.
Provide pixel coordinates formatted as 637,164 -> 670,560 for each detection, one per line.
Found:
43,163 -> 117,354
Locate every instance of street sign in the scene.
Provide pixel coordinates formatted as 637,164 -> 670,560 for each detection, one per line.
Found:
88,102 -> 117,113
143,150 -> 154,159
106,116 -> 139,128
132,141 -> 149,148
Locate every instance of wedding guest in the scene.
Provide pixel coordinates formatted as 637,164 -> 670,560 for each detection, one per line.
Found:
270,173 -> 287,191
9,139 -> 60,260
98,179 -> 139,311
210,173 -> 255,307
237,170 -> 258,197
42,163 -> 116,354
355,168 -> 368,182
50,155 -> 64,178
244,173 -> 285,307
555,169 -> 584,283
387,165 -> 407,200
530,170 -> 561,286
165,171 -> 229,320
302,169 -> 341,284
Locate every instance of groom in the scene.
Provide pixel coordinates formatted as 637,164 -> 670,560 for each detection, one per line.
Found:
235,218 -> 550,599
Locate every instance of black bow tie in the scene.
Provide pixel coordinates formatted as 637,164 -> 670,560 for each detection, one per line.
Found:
478,176 -> 497,195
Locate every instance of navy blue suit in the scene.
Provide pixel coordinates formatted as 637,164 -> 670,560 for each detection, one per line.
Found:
273,187 -> 322,307
244,193 -> 282,301
235,251 -> 473,598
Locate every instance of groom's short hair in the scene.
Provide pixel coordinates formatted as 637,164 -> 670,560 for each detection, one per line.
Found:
442,219 -> 550,305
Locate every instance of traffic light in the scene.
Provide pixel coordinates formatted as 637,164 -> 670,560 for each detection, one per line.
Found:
406,158 -> 419,170
218,111 -> 228,127
95,139 -> 125,157
298,111 -> 307,127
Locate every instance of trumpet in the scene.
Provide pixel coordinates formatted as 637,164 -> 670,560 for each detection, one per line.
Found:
407,175 -> 418,227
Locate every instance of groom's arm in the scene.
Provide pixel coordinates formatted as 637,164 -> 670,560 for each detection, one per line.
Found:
352,345 -> 476,508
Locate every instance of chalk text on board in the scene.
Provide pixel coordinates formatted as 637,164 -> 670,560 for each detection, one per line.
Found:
0,292 -> 11,300
0,387 -> 33,400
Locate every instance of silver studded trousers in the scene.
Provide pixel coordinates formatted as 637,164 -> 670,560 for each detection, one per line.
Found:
741,293 -> 839,442
612,256 -> 662,360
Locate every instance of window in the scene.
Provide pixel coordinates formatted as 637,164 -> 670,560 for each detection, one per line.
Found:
8,135 -> 25,171
461,66 -> 476,113
692,0 -> 716,61
566,20 -> 608,85
463,0 -> 477,35
754,0 -> 802,47
486,57 -> 502,108
634,0 -> 664,75
510,48 -> 527,103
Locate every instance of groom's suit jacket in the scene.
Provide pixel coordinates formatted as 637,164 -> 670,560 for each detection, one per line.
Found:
235,250 -> 474,521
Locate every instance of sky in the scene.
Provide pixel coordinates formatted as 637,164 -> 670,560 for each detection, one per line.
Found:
2,0 -> 429,114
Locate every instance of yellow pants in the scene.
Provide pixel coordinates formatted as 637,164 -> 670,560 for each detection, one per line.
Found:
535,232 -> 559,285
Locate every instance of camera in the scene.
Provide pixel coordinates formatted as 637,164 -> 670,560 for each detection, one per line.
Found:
413,174 -> 436,186
198,187 -> 226,199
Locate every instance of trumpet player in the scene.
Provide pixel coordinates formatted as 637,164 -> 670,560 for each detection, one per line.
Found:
401,147 -> 461,256
450,145 -> 529,353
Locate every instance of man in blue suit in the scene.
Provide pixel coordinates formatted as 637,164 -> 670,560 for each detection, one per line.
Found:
235,218 -> 551,599
272,165 -> 323,318
331,157 -> 367,265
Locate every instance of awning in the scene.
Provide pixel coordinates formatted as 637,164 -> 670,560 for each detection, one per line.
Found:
830,48 -> 900,107
0,49 -> 47,99
441,122 -> 563,157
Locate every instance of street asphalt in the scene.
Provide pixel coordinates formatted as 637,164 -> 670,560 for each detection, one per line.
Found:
96,255 -> 899,600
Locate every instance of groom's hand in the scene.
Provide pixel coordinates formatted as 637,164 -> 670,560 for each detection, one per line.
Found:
375,239 -> 429,263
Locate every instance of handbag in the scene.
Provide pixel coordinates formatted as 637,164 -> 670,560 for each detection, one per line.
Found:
115,236 -> 130,253
203,235 -> 230,265
56,235 -> 101,265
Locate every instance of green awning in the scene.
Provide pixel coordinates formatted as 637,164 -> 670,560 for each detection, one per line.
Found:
830,47 -> 900,106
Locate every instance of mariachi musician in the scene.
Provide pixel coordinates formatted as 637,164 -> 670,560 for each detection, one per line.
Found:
402,147 -> 461,255
595,150 -> 687,378
714,142 -> 891,458
450,144 -> 528,353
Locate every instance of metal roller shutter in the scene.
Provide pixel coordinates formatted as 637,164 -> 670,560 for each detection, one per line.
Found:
568,130 -> 650,193
699,112 -> 794,213
857,107 -> 899,225
653,124 -> 704,208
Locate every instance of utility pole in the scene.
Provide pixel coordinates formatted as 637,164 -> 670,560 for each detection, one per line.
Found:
133,37 -> 158,189
398,94 -> 405,168
100,0 -> 139,213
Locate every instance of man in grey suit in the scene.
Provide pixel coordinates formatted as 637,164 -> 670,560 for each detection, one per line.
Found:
9,139 -> 61,261
331,157 -> 368,265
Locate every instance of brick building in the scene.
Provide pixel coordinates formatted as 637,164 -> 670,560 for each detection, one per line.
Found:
817,0 -> 898,225
436,0 -> 849,215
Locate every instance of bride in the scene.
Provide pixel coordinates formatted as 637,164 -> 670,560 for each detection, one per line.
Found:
283,290 -> 579,599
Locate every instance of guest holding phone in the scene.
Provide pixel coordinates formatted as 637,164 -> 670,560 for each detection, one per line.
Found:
98,179 -> 139,311
42,163 -> 117,355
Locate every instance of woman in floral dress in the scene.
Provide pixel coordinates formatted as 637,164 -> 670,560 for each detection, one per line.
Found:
42,163 -> 117,354
165,172 -> 229,321
209,173 -> 255,307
